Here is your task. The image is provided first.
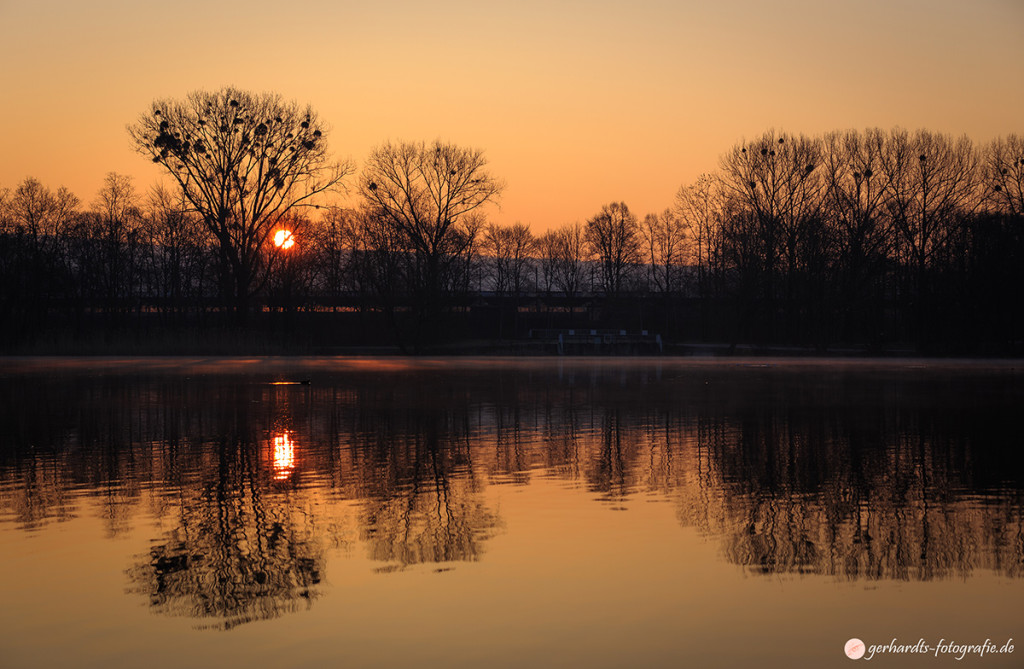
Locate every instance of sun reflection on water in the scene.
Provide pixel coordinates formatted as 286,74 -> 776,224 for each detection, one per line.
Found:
272,432 -> 296,480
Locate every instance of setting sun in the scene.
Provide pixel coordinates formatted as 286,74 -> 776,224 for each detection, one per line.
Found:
274,230 -> 295,250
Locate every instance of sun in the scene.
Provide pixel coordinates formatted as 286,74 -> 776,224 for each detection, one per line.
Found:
274,229 -> 295,249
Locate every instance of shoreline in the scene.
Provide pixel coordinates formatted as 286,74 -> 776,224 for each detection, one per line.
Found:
1,340 -> 1018,359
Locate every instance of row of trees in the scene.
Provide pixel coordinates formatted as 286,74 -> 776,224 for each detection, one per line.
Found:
0,175 -> 211,337
1,86 -> 1021,352
683,129 -> 1024,348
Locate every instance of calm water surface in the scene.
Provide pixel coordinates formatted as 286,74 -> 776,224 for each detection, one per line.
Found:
0,357 -> 1021,668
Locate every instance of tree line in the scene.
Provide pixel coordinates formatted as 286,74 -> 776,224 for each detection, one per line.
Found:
1,87 -> 1021,353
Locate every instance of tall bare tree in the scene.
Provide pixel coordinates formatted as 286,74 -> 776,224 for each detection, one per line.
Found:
585,202 -> 640,296
143,183 -> 211,316
8,177 -> 79,245
983,134 -> 1024,217
822,130 -> 890,267
880,129 -> 979,341
540,222 -> 589,299
129,87 -> 352,316
881,129 -> 979,274
974,135 -> 1024,345
718,131 -> 826,340
306,207 -> 359,301
639,208 -> 686,294
675,174 -> 730,338
88,172 -> 144,310
1,178 -> 80,329
820,129 -> 891,341
675,174 -> 723,287
359,140 -> 502,346
720,132 -> 825,276
481,222 -> 536,296
481,222 -> 536,338
0,186 -> 10,231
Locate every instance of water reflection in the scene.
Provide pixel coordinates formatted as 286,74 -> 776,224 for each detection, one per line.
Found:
343,387 -> 503,567
271,432 -> 296,481
0,359 -> 1022,630
124,436 -> 327,630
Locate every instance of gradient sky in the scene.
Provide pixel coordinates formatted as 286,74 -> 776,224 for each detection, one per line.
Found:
1,0 -> 1022,232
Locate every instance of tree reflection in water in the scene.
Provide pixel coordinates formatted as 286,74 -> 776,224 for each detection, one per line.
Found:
668,382 -> 1024,581
124,434 -> 328,630
0,360 -> 1022,630
344,386 -> 503,568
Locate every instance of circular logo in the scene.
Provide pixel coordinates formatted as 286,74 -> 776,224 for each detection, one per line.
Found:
845,638 -> 866,660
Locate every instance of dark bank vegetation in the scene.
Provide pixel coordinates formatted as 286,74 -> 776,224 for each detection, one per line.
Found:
1,87 -> 1021,354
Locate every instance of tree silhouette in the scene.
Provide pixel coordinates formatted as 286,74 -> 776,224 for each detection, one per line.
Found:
4,121 -> 1024,352
84,173 -> 145,316
675,174 -> 726,339
719,131 -> 826,342
1,177 -> 79,334
129,87 -> 352,318
482,222 -> 535,296
983,134 -> 1024,217
638,208 -> 686,295
306,206 -> 359,301
586,202 -> 641,296
539,223 -> 588,298
481,222 -> 536,338
880,129 -> 979,342
359,140 -> 502,347
142,183 -> 212,318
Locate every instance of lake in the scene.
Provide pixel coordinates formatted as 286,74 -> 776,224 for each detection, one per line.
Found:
0,357 -> 1021,668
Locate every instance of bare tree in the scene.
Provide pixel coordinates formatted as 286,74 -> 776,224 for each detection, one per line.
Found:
542,222 -> 588,299
983,134 -> 1024,217
585,202 -> 640,296
359,140 -> 502,346
675,174 -> 723,287
0,186 -> 10,231
881,129 -> 979,274
675,174 -> 731,339
720,131 -> 825,277
536,231 -> 558,296
822,130 -> 890,266
880,129 -> 980,342
820,129 -> 892,341
718,131 -> 827,340
2,178 -> 80,328
9,177 -> 79,279
89,173 -> 144,310
639,208 -> 686,294
129,87 -> 352,317
351,203 -> 415,337
481,222 -> 536,296
306,207 -> 359,301
265,211 -> 317,312
973,135 -> 1024,346
142,183 -> 212,316
481,222 -> 536,339
8,177 -> 79,245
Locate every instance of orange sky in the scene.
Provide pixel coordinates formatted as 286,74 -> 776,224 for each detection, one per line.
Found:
1,0 -> 1022,232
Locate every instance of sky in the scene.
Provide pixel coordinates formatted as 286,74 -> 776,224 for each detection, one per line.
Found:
1,0 -> 1022,232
